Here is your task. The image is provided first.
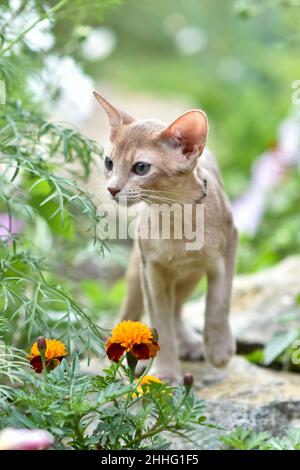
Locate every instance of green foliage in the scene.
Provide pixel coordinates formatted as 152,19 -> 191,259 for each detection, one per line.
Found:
220,427 -> 271,450
81,278 -> 125,313
220,427 -> 300,450
0,0 -> 117,354
237,170 -> 300,273
245,292 -> 300,371
0,99 -> 107,354
263,329 -> 299,366
1,354 -> 208,450
260,429 -> 300,451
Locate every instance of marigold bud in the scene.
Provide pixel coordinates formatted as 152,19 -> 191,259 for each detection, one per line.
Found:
183,373 -> 194,388
37,336 -> 47,353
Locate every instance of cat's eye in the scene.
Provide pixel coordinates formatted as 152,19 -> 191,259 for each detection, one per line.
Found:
133,162 -> 151,176
104,156 -> 113,171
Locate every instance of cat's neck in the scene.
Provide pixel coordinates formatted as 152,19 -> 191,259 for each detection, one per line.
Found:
147,170 -> 206,206
178,174 -> 203,205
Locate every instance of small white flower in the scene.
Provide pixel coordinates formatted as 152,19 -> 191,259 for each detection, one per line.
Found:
81,27 -> 117,61
175,26 -> 207,56
24,18 -> 55,52
28,55 -> 94,123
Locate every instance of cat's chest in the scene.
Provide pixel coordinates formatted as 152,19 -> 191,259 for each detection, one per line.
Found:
136,193 -> 229,268
139,237 -> 207,270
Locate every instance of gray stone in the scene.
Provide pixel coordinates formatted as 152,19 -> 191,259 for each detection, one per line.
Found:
170,356 -> 300,449
184,356 -> 300,432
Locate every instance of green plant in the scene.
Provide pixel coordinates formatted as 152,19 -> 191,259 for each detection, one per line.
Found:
220,427 -> 300,450
220,427 -> 271,450
260,429 -> 300,450
0,329 -> 209,450
245,292 -> 300,371
0,0 -> 116,350
0,98 -> 108,351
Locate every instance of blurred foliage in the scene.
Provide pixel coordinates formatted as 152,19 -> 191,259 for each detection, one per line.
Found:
0,1 -> 117,354
0,97 -> 107,353
80,279 -> 125,313
237,169 -> 300,272
220,427 -> 300,450
246,292 -> 300,371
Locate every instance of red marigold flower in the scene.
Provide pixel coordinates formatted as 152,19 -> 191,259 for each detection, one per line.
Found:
28,339 -> 67,373
105,321 -> 160,363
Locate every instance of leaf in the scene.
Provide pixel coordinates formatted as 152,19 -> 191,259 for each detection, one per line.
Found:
245,348 -> 264,364
263,330 -> 300,365
220,428 -> 270,450
278,311 -> 300,324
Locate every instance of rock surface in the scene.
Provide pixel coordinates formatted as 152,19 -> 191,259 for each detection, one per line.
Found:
183,256 -> 300,349
169,356 -> 300,449
186,356 -> 300,431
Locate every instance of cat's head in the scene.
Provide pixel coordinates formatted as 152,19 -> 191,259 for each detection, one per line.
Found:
93,91 -> 208,205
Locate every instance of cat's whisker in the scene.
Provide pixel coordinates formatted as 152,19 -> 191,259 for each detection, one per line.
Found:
138,192 -> 191,205
139,188 -> 188,197
138,191 -> 180,201
139,188 -> 182,194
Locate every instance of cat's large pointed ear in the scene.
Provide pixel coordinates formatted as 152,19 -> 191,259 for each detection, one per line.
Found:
93,91 -> 135,139
159,110 -> 208,159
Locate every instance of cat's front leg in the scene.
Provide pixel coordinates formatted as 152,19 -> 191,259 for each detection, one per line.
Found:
141,259 -> 181,385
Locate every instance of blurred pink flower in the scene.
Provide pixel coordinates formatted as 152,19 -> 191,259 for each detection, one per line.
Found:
232,187 -> 265,236
232,116 -> 300,235
0,213 -> 23,240
0,428 -> 54,450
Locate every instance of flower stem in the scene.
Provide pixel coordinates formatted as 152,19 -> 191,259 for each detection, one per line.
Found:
126,352 -> 138,383
40,349 -> 48,382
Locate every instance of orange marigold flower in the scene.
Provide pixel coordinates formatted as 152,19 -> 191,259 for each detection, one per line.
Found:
28,339 -> 67,373
105,321 -> 160,363
134,375 -> 163,398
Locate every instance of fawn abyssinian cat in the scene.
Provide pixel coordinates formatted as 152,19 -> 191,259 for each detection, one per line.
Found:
94,91 -> 238,384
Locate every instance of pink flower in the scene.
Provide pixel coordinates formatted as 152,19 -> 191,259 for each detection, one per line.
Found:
0,213 -> 23,240
0,428 -> 54,450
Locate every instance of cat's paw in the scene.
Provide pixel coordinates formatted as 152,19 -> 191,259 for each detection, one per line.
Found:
203,327 -> 235,368
178,329 -> 203,361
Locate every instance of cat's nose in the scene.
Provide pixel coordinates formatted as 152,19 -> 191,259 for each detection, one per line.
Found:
107,186 -> 120,197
